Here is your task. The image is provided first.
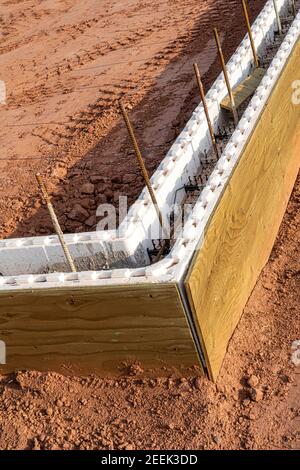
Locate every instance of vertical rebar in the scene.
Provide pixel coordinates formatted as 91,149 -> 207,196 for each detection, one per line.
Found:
213,28 -> 239,126
291,0 -> 296,17
119,101 -> 169,256
273,0 -> 282,34
193,63 -> 219,159
241,0 -> 260,68
35,173 -> 77,273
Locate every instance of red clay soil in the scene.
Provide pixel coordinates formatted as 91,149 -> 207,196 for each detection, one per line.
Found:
0,0 -> 267,237
0,173 -> 299,451
0,0 -> 299,451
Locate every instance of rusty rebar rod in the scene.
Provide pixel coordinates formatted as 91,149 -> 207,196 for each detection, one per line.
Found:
273,0 -> 282,34
35,173 -> 77,273
193,63 -> 219,159
119,101 -> 170,260
213,28 -> 239,126
241,0 -> 260,68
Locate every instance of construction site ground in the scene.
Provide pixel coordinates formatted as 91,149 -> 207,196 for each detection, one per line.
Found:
0,0 -> 299,450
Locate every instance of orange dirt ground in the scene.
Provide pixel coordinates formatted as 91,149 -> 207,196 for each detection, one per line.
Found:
1,0 -> 267,237
0,0 -> 299,451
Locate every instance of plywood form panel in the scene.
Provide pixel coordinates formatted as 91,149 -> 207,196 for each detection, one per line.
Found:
0,284 -> 202,375
185,39 -> 300,381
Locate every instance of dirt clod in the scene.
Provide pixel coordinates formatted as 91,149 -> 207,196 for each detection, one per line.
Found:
247,375 -> 260,388
249,388 -> 264,403
67,204 -> 89,222
80,183 -> 95,195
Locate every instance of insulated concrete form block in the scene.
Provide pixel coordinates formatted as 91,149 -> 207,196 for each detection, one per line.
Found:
0,245 -> 48,276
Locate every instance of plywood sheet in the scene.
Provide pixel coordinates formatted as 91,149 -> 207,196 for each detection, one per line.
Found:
221,68 -> 265,111
185,40 -> 300,381
0,283 -> 202,376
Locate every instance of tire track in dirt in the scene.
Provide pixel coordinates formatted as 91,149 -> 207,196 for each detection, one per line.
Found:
6,6 -> 205,107
0,0 -> 266,238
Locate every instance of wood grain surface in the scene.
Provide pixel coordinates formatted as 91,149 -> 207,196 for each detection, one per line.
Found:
221,68 -> 265,111
185,39 -> 300,381
0,283 -> 201,376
